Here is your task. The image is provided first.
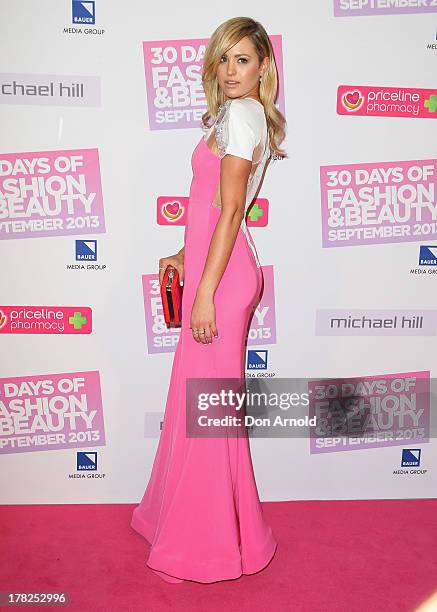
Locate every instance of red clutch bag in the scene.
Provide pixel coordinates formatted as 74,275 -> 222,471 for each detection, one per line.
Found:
160,266 -> 183,328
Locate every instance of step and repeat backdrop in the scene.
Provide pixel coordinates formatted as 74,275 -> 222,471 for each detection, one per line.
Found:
1,2 -> 436,504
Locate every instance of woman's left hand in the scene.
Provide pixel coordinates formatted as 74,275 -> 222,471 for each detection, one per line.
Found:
190,290 -> 218,344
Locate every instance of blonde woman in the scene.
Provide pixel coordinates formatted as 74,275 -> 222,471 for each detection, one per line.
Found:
131,16 -> 287,584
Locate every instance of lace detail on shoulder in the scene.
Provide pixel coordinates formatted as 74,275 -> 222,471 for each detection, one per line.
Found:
215,98 -> 265,161
214,100 -> 233,159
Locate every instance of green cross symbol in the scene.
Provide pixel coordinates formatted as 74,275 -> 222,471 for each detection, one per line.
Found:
424,94 -> 437,113
69,311 -> 87,330
248,202 -> 264,222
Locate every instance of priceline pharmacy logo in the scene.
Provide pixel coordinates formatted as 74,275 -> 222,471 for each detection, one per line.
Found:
0,306 -> 92,334
337,85 -> 437,118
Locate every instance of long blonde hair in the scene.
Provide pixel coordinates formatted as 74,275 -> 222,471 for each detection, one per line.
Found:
201,17 -> 287,159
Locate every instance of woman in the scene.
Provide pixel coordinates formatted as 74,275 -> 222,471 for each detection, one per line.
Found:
131,16 -> 287,584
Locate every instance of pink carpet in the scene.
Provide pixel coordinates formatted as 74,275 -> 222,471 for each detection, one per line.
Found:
1,500 -> 436,611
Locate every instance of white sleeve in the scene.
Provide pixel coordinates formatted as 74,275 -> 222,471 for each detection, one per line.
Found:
217,99 -> 262,162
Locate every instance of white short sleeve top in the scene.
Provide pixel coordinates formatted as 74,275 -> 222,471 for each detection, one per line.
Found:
202,97 -> 271,267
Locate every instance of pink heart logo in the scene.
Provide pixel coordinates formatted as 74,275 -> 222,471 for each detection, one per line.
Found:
163,200 -> 183,221
342,89 -> 364,112
345,91 -> 359,105
166,202 -> 179,215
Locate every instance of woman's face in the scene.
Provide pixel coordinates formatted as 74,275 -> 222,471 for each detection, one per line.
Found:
216,36 -> 268,101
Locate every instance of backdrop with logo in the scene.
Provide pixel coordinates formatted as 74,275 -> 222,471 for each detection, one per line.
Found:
1,2 -> 436,504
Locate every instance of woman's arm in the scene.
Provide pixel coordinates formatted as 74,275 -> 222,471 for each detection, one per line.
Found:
177,246 -> 185,258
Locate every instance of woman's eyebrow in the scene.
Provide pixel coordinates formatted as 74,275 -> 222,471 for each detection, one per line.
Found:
222,52 -> 251,57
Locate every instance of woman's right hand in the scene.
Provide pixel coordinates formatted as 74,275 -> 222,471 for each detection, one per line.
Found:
159,248 -> 185,286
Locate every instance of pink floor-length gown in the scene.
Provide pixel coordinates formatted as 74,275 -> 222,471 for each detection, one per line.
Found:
130,135 -> 278,583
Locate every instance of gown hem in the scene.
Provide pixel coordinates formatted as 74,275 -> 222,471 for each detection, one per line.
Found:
131,505 -> 278,583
